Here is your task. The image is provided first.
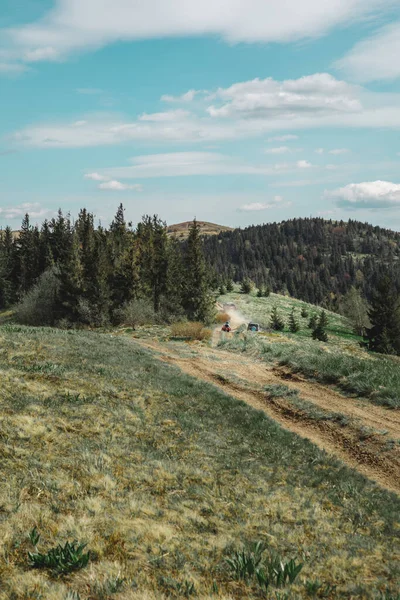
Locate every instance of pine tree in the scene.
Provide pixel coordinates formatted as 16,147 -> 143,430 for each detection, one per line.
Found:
226,279 -> 234,293
240,279 -> 252,294
219,284 -> 226,295
366,275 -> 400,355
312,311 -> 328,342
257,288 -> 263,298
301,307 -> 308,318
270,306 -> 285,331
182,219 -> 213,322
308,314 -> 318,329
289,308 -> 300,333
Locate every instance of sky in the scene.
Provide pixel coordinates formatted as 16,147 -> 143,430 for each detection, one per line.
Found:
1,0 -> 400,230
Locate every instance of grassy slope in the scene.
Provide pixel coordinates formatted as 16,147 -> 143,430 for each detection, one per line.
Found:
219,291 -> 400,408
0,325 -> 399,599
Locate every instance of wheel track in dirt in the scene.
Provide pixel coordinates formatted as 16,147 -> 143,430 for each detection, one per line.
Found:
133,337 -> 400,495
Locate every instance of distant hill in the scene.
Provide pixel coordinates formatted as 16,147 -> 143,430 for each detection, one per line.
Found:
203,217 -> 400,307
167,221 -> 233,239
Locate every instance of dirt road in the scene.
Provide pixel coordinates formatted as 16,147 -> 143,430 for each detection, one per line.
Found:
134,336 -> 400,494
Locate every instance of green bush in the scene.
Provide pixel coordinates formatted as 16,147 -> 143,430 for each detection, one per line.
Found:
14,268 -> 60,326
114,298 -> 158,328
28,539 -> 90,576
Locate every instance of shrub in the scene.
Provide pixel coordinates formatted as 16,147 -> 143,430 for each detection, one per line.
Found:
114,298 -> 158,328
215,312 -> 231,324
15,268 -> 60,326
170,321 -> 212,341
289,309 -> 300,333
301,307 -> 309,318
219,285 -> 227,295
226,280 -> 234,292
312,311 -> 329,342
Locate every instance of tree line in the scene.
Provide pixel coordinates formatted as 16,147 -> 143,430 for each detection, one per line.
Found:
0,206 -> 213,327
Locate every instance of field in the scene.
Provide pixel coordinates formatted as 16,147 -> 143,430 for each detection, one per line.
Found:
0,323 -> 399,599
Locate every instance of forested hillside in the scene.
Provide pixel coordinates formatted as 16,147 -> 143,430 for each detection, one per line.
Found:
204,218 -> 400,307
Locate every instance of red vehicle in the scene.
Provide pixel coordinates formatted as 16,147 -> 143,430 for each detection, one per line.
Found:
221,322 -> 232,332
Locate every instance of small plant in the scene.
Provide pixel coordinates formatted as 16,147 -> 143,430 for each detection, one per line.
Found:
28,526 -> 41,547
305,580 -> 337,598
301,307 -> 309,318
28,539 -> 90,576
176,580 -> 196,597
219,285 -> 226,295
226,279 -> 234,292
225,541 -> 266,581
264,555 -> 303,587
270,306 -> 285,331
289,309 -> 300,333
257,288 -> 264,298
64,593 -> 82,600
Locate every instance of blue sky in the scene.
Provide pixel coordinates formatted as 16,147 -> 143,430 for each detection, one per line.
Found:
1,0 -> 400,229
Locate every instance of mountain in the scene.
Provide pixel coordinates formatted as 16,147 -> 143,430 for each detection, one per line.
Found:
202,217 -> 400,307
167,220 -> 233,239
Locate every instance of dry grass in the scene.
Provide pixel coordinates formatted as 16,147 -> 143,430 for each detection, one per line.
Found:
0,325 -> 398,599
170,321 -> 212,341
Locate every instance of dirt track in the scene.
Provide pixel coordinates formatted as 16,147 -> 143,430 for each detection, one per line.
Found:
134,336 -> 400,494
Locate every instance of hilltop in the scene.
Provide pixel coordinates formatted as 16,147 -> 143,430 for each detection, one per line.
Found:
167,220 -> 233,239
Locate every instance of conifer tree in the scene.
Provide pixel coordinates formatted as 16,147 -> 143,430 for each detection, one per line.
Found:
182,219 -> 212,322
312,311 -> 329,342
270,306 -> 285,331
226,279 -> 234,293
301,307 -> 308,318
289,308 -> 300,333
308,314 -> 318,329
366,275 -> 400,355
240,279 -> 252,294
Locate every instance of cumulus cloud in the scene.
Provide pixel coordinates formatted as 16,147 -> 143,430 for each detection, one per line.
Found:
239,196 -> 291,211
207,74 -> 362,119
2,0 -> 393,69
325,181 -> 400,209
336,21 -> 400,82
0,202 -> 53,220
98,180 -> 143,191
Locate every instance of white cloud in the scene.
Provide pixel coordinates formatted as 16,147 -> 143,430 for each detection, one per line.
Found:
98,180 -> 143,191
267,134 -> 298,142
265,146 -> 291,154
2,0 -> 393,67
297,160 -> 312,169
24,46 -> 59,62
329,148 -> 349,155
9,73 -> 400,149
239,196 -> 291,211
315,148 -> 324,154
85,172 -> 108,181
96,152 -> 318,180
161,90 -> 200,103
207,73 -> 362,119
336,21 -> 400,83
139,109 -> 190,122
0,62 -> 27,74
325,180 -> 400,209
0,202 -> 53,220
